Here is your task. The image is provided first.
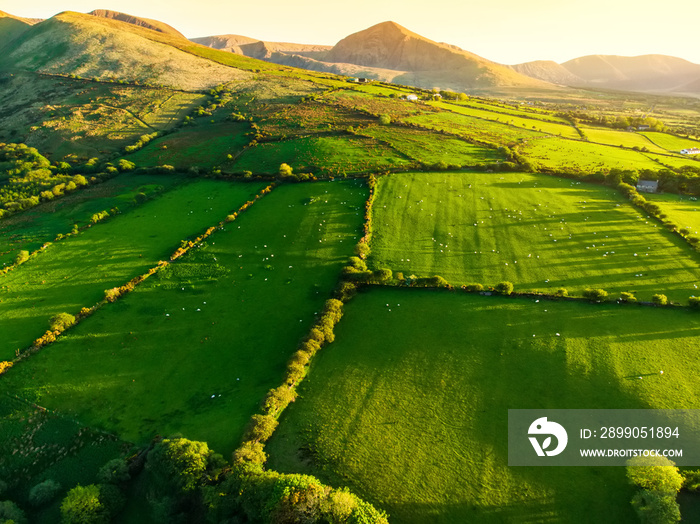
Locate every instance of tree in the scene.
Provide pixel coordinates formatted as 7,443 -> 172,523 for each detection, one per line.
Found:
689,297 -> 700,308
0,500 -> 27,524
627,455 -> 683,493
29,479 -> 62,507
97,458 -> 130,485
49,312 -> 76,332
378,114 -> 391,125
555,288 -> 568,297
652,294 -> 668,306
373,268 -> 392,282
495,281 -> 514,296
630,490 -> 680,524
60,485 -> 107,524
278,163 -> 293,179
146,438 -> 213,494
583,288 -> 608,302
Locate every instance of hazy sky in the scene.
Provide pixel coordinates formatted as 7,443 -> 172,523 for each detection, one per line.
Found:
3,0 -> 700,65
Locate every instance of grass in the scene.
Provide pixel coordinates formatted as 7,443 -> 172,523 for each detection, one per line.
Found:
322,90 -> 431,120
404,111 -> 545,146
452,97 -> 569,123
0,179 -> 264,360
645,152 -> 700,170
580,126 -> 667,154
258,102 -> 375,139
0,173 -> 186,267
0,73 -> 205,161
358,125 -> 504,166
431,101 -> 581,139
519,137 -> 662,172
267,288 -> 700,523
369,172 -> 700,301
0,180 -> 368,456
644,192 -> 700,237
125,122 -> 252,169
232,135 -> 413,175
641,132 -> 700,152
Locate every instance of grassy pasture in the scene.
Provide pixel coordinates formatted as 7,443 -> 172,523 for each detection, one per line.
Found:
404,111 -> 545,146
641,132 -> 700,152
229,75 -> 326,119
369,172 -> 700,301
322,90 -> 431,120
267,288 -> 700,523
0,180 -> 263,360
430,101 -> 581,139
644,152 -> 700,170
259,102 -> 375,138
358,125 -> 503,166
645,192 -> 700,237
125,122 -> 252,169
0,181 -> 368,456
519,137 -> 662,172
232,135 -> 413,175
460,98 -> 568,122
0,173 -> 186,267
580,126 -> 667,154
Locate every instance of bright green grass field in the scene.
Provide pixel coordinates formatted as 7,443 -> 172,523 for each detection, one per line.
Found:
645,152 -> 700,170
645,192 -> 700,236
431,101 -> 581,139
125,122 -> 252,169
454,98 -> 569,123
404,112 -> 545,146
519,137 -> 662,172
0,173 -> 185,267
580,126 -> 667,154
641,132 -> 700,152
0,181 -> 367,456
358,125 -> 503,166
232,135 -> 412,175
0,180 -> 263,360
267,288 -> 700,523
369,172 -> 700,301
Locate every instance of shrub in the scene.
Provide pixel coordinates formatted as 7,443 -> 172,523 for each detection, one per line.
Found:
15,250 -> 30,264
49,312 -> 76,332
495,281 -> 514,296
232,441 -> 266,466
689,297 -> 700,308
620,292 -> 637,303
652,294 -> 668,306
0,361 -> 12,375
354,242 -> 370,259
683,469 -> 700,491
0,500 -> 27,524
146,438 -> 214,494
29,479 -> 62,507
373,268 -> 393,282
98,458 -> 130,485
627,455 -> 683,493
583,288 -> 608,302
244,414 -> 279,443
464,283 -> 484,293
263,386 -> 297,414
278,163 -> 293,179
378,114 -> 391,125
630,490 -> 680,524
335,281 -> 357,302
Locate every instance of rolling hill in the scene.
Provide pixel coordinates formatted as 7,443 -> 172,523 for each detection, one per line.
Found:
510,60 -> 584,86
88,8 -> 186,38
0,10 -> 40,48
0,11 -> 252,91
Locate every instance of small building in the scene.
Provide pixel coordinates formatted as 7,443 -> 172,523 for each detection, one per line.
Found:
637,180 -> 659,193
357,78 -> 370,84
680,148 -> 700,155
637,125 -> 650,131
406,94 -> 419,101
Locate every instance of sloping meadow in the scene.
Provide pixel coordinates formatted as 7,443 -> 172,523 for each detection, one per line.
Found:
0,180 -> 367,456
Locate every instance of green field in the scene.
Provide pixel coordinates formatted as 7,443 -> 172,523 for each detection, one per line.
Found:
267,288 -> 700,523
0,179 -> 263,360
519,137 -> 662,172
358,125 -> 503,166
0,173 -> 186,266
641,132 -> 700,152
0,180 -> 367,456
646,152 -> 700,170
232,135 -> 413,175
580,126 -> 667,154
431,101 -> 581,139
323,90 -> 431,120
645,192 -> 700,236
369,172 -> 700,300
405,111 -> 545,146
453,98 -> 569,123
125,122 -> 252,169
